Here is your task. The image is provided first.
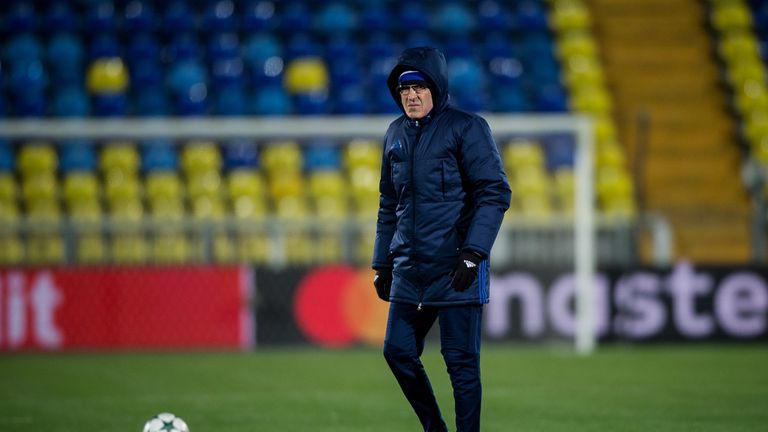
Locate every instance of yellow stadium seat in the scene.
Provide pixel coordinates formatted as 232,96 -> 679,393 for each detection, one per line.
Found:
597,168 -> 636,217
570,84 -> 612,115
711,1 -> 752,32
100,143 -> 139,174
105,174 -> 142,205
26,235 -> 64,265
63,172 -> 99,205
314,195 -> 348,219
344,139 -> 382,169
275,195 -> 308,219
228,170 -> 265,198
352,194 -> 380,217
728,60 -> 766,89
596,142 -> 626,169
0,200 -> 20,223
348,166 -> 379,197
26,200 -> 62,225
504,139 -> 544,170
18,143 -> 57,175
262,141 -> 303,175
563,56 -> 605,89
269,172 -> 304,199
109,198 -> 144,223
152,233 -> 191,264
190,196 -> 226,221
76,233 -> 105,264
284,57 -> 329,93
549,0 -> 591,32
0,173 -> 18,203
0,234 -> 24,265
309,170 -> 345,198
558,30 -> 597,59
86,57 -> 129,94
111,234 -> 148,264
68,201 -> 102,224
146,171 -> 184,201
719,31 -> 761,63
187,171 -> 223,202
22,172 -> 58,204
181,141 -> 222,175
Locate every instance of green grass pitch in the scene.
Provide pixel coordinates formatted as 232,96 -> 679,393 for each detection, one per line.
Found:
1,345 -> 766,431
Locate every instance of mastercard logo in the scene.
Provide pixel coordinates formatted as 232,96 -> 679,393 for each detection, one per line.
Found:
293,265 -> 390,348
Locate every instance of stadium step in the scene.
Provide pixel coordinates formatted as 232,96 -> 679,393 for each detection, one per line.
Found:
588,0 -> 753,263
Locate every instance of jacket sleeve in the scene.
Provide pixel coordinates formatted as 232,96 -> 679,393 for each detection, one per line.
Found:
372,137 -> 397,269
459,116 -> 512,258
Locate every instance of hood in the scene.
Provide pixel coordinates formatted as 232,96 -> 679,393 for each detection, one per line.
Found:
387,46 -> 449,115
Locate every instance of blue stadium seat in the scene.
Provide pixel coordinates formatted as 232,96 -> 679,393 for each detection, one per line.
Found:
242,0 -> 279,32
4,34 -> 43,65
166,60 -> 208,95
0,141 -> 14,172
60,139 -> 97,173
366,33 -> 399,59
285,33 -> 322,59
87,34 -> 121,60
442,38 -> 474,60
161,1 -> 197,35
534,84 -> 568,112
403,31 -> 436,50
542,134 -> 575,170
399,3 -> 429,32
8,61 -> 48,94
477,0 -> 513,32
130,59 -> 164,87
250,85 -> 292,115
360,3 -> 393,32
3,1 -> 37,33
326,34 -> 358,61
314,2 -> 358,35
122,0 -> 156,33
85,0 -> 118,34
332,84 -> 367,114
93,93 -> 128,117
211,57 -> 245,88
294,93 -> 331,115
280,1 -> 312,33
329,58 -> 364,87
174,87 -> 209,116
203,0 -> 239,34
223,139 -> 259,171
44,1 -> 79,33
13,89 -> 47,117
492,84 -> 530,112
126,33 -> 160,63
52,86 -> 90,117
207,32 -> 240,61
432,2 -> 476,36
213,85 -> 247,116
304,142 -> 341,171
488,56 -> 525,87
166,33 -> 202,63
134,86 -> 169,116
243,33 -> 283,66
141,139 -> 178,172
516,0 -> 549,32
47,33 -> 84,85
448,57 -> 486,94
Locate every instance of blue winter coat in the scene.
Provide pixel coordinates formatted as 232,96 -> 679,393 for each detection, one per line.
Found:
372,47 -> 511,306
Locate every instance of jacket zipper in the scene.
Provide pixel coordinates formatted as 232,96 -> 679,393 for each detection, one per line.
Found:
411,120 -> 425,311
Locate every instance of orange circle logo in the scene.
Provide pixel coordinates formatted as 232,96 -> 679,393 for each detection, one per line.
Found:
293,265 -> 390,348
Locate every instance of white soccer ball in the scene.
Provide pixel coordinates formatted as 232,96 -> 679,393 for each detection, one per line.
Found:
142,412 -> 189,432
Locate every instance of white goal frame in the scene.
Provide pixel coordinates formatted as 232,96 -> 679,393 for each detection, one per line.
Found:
0,115 -> 596,354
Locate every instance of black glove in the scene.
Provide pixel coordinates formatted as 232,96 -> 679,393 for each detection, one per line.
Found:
451,250 -> 483,292
373,268 -> 393,301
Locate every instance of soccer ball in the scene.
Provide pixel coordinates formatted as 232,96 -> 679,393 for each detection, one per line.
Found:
142,412 -> 189,432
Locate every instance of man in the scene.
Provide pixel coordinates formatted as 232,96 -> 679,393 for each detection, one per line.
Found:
372,47 -> 511,432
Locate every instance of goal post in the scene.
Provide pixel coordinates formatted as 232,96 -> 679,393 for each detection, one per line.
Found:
0,114 -> 597,354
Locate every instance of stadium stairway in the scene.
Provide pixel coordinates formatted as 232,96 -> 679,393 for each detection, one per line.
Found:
587,0 -> 753,263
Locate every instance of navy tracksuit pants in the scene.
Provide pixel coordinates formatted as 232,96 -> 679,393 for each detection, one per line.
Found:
383,302 -> 483,432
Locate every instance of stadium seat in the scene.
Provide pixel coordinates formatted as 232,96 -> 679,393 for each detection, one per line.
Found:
87,34 -> 121,60
122,0 -> 156,33
432,2 -> 476,36
161,1 -> 197,35
47,32 -> 84,74
262,141 -> 303,175
242,0 -> 278,32
126,33 -> 160,64
100,143 -> 140,175
52,87 -> 91,117
280,1 -> 312,33
203,0 -> 239,34
227,170 -> 267,220
477,0 -> 513,32
44,1 -> 79,33
549,0 -> 591,32
141,140 -> 178,172
208,32 -> 240,61
60,140 -> 97,173
86,58 -> 129,94
3,34 -> 42,66
250,85 -> 293,115
18,143 -> 58,175
4,1 -> 36,33
314,2 -> 358,34
181,141 -> 222,175
84,0 -> 118,34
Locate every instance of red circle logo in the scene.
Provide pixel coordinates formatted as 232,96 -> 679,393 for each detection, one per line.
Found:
294,265 -> 389,348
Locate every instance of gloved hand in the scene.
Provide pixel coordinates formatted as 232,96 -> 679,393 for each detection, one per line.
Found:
373,268 -> 393,301
451,250 -> 483,292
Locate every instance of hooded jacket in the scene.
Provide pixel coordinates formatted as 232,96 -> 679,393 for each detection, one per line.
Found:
372,47 -> 511,306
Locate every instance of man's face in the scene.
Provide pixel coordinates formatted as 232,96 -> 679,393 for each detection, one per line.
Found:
399,84 -> 434,119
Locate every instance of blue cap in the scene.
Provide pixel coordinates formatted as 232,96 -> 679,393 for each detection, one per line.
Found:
398,70 -> 428,86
